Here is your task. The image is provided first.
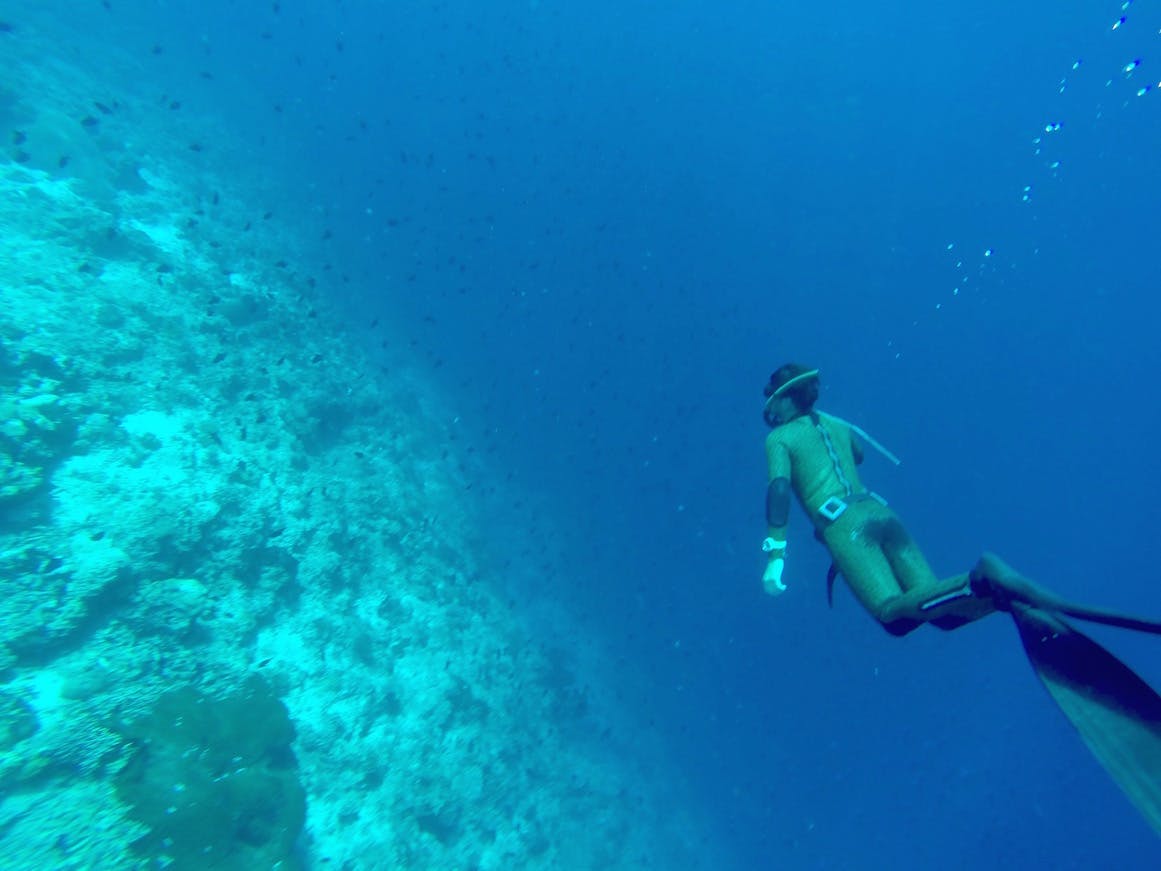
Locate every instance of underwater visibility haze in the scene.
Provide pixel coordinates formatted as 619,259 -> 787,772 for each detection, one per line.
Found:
1,0 -> 1160,868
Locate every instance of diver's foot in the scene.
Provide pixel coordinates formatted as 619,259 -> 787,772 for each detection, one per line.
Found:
969,552 -> 1058,612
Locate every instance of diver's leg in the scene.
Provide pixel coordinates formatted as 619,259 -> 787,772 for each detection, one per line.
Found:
879,523 -> 995,632
835,505 -> 995,635
824,515 -> 907,629
878,523 -> 938,593
826,507 -> 998,635
876,572 -> 995,634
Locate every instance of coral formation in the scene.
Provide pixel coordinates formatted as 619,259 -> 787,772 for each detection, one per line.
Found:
0,15 -> 719,871
110,675 -> 305,870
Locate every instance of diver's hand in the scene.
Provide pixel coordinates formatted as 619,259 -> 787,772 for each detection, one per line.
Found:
763,557 -> 787,596
761,537 -> 788,596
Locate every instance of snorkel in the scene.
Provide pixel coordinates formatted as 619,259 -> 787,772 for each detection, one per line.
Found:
763,367 -> 820,427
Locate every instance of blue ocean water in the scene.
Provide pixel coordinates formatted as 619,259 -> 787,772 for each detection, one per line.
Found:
3,0 -> 1160,868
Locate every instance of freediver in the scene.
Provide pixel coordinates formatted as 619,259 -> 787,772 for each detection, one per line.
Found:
759,363 -> 1161,837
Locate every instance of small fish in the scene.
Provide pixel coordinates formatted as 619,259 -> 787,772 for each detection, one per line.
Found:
169,100 -> 181,110
94,101 -> 113,114
80,115 -> 99,128
311,353 -> 323,363
212,352 -> 226,364
189,142 -> 203,152
12,130 -> 26,145
58,155 -> 70,168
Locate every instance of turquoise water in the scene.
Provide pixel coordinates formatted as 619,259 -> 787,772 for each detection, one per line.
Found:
2,2 -> 1159,869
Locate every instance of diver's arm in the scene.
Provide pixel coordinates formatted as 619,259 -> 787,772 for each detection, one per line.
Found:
850,433 -> 865,465
763,437 -> 792,596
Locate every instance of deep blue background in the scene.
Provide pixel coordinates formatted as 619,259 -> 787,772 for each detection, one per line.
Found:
26,1 -> 1161,867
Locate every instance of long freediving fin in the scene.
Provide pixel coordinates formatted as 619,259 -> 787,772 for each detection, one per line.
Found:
1027,598 -> 1161,636
972,552 -> 1161,635
1010,603 -> 1161,838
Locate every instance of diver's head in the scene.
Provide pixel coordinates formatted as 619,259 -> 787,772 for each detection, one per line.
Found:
763,364 -> 820,427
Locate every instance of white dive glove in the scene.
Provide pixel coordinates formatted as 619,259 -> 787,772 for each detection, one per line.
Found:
762,537 -> 787,596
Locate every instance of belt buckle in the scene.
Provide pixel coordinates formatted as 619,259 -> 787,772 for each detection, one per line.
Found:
819,496 -> 848,522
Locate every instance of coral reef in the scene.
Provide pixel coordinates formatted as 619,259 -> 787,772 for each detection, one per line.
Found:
110,675 -> 305,870
0,16 -> 719,871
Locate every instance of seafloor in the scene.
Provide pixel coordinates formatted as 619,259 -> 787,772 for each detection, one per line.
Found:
0,18 -> 720,871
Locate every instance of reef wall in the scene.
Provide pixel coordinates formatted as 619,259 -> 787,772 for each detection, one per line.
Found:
0,21 -> 716,870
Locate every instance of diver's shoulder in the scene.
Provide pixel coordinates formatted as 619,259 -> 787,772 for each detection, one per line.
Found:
765,417 -> 809,447
764,427 -> 787,452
